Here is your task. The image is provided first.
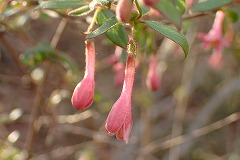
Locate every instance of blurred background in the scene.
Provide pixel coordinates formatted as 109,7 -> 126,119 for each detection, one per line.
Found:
1,1 -> 240,160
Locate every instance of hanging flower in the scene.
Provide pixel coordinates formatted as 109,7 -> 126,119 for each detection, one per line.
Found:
146,55 -> 160,91
208,48 -> 223,68
141,0 -> 159,7
105,53 -> 135,143
198,11 -> 229,49
197,11 -> 229,68
116,0 -> 133,23
71,40 -> 95,110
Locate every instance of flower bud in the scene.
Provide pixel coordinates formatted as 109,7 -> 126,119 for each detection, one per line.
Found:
146,56 -> 160,91
105,54 -> 135,143
71,40 -> 95,110
141,0 -> 159,7
116,0 -> 133,23
208,48 -> 223,68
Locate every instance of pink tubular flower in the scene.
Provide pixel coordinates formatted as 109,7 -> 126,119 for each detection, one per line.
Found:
146,56 -> 160,91
197,11 -> 229,68
198,11 -> 228,49
116,0 -> 133,23
71,40 -> 95,110
208,48 -> 223,68
186,0 -> 194,9
105,54 -> 136,143
141,0 -> 159,7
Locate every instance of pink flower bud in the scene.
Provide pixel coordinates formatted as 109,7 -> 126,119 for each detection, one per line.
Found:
208,48 -> 223,68
116,0 -> 133,23
105,54 -> 135,143
71,40 -> 95,110
186,0 -> 194,9
141,0 -> 159,7
146,56 -> 160,91
197,11 -> 229,49
197,11 -> 229,68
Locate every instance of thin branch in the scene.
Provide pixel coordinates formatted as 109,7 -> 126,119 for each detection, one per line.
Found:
0,34 -> 29,75
22,18 -> 67,159
168,21 -> 199,160
142,112 -> 240,154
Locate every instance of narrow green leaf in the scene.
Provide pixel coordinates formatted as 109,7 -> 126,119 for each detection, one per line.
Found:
20,42 -> 54,67
86,17 -> 119,39
153,0 -> 182,28
192,0 -> 233,12
134,0 -> 142,17
173,0 -> 186,14
36,0 -> 87,10
226,9 -> 239,23
89,0 -> 110,10
68,5 -> 92,16
96,9 -> 128,48
145,20 -> 189,57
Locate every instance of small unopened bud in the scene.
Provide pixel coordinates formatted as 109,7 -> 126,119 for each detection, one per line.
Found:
141,0 -> 159,7
71,40 -> 95,110
116,0 -> 133,23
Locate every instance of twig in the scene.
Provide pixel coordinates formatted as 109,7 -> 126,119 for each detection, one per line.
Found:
178,73 -> 240,158
22,18 -> 67,159
168,21 -> 199,160
142,112 -> 240,154
0,33 -> 29,75
30,141 -> 91,160
162,12 -> 211,25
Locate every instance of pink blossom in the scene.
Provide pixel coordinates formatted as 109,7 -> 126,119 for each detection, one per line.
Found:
141,0 -> 159,7
186,0 -> 194,9
116,0 -> 133,23
71,40 -> 95,110
197,11 -> 229,68
146,56 -> 160,91
198,11 -> 229,49
208,48 -> 223,68
105,54 -> 135,143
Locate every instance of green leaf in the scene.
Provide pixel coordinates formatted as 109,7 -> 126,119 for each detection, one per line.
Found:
226,9 -> 239,23
89,0 -> 110,10
95,9 -> 128,48
173,0 -> 186,14
36,0 -> 88,10
153,0 -> 182,28
86,16 -> 119,39
68,5 -> 92,16
20,43 -> 54,67
145,20 -> 189,57
54,52 -> 78,72
192,0 -> 233,12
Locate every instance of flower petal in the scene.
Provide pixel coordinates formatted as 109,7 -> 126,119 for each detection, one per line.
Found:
105,95 -> 129,134
71,77 -> 94,110
122,112 -> 132,144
